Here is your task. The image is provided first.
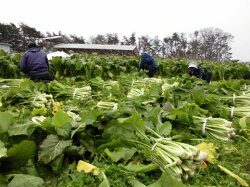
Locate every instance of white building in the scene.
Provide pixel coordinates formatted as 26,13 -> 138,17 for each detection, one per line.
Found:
0,43 -> 11,53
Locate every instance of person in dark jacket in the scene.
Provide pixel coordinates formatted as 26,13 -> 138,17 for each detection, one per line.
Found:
188,61 -> 212,83
139,53 -> 158,77
20,43 -> 54,83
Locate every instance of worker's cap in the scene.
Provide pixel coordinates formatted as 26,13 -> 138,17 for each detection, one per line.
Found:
188,61 -> 198,69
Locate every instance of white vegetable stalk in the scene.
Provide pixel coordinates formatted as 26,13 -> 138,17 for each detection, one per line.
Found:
72,86 -> 92,100
32,116 -> 46,125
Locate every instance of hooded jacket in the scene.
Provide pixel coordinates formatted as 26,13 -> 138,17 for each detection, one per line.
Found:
139,53 -> 158,71
20,47 -> 49,76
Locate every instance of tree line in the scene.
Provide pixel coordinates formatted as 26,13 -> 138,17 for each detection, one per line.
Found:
0,22 -> 233,61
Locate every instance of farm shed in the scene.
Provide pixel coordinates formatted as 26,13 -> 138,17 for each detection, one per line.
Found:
0,43 -> 11,53
53,43 -> 138,55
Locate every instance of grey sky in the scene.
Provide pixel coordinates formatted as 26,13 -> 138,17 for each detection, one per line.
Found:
1,0 -> 250,61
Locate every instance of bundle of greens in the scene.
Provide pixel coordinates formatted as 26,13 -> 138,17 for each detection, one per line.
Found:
127,88 -> 145,98
225,106 -> 250,118
192,116 -> 235,141
0,79 -> 24,95
47,80 -> 91,100
96,101 -> 118,110
133,136 -> 208,180
0,79 -> 24,87
220,94 -> 250,106
20,92 -> 54,108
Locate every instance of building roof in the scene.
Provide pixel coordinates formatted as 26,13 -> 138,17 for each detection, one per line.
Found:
54,43 -> 136,51
0,43 -> 11,47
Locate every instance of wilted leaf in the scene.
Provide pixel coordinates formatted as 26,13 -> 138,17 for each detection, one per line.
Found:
38,134 -> 72,164
77,160 -> 100,176
218,164 -> 249,187
196,142 -> 217,163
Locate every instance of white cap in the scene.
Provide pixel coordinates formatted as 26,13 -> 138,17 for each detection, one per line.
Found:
188,62 -> 198,69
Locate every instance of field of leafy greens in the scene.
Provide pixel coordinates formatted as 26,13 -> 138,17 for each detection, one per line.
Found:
0,50 -> 250,187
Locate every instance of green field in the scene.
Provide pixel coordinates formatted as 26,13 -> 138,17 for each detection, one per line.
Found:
0,51 -> 249,187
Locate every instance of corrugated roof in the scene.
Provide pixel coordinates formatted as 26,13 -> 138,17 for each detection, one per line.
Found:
54,43 -> 136,51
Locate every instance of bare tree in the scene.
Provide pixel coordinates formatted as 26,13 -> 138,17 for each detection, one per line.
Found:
90,34 -> 107,44
106,33 -> 119,45
194,28 -> 233,61
121,32 -> 136,45
69,34 -> 86,44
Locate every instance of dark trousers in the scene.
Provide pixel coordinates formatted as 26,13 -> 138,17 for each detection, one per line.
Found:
148,67 -> 157,78
30,72 -> 54,83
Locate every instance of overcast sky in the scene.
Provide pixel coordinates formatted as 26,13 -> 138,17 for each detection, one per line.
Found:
1,0 -> 250,61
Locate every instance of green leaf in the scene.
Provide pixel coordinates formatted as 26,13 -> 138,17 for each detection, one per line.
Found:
130,180 -> 146,187
148,173 -> 185,187
0,112 -> 15,134
0,140 -> 7,158
104,147 -> 137,162
41,117 -> 55,133
239,117 -> 250,129
80,110 -> 102,124
120,163 -> 158,173
7,140 -> 36,162
102,113 -> 145,141
31,107 -> 47,116
52,110 -> 72,138
8,121 -> 38,136
98,170 -> 110,187
51,154 -> 64,174
19,159 -> 39,177
191,86 -> 205,105
55,122 -> 72,138
159,121 -> 172,136
71,123 -> 86,138
52,110 -> 72,128
7,174 -> 44,187
38,134 -> 72,164
0,175 -> 8,187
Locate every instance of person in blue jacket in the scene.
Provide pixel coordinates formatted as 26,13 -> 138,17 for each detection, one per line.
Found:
188,61 -> 212,83
20,43 -> 54,83
139,53 -> 158,77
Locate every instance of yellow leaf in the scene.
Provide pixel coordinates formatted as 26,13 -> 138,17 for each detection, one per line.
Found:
201,161 -> 207,169
63,69 -> 67,76
218,164 -> 249,187
77,160 -> 100,176
196,142 -> 217,163
52,102 -> 62,115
